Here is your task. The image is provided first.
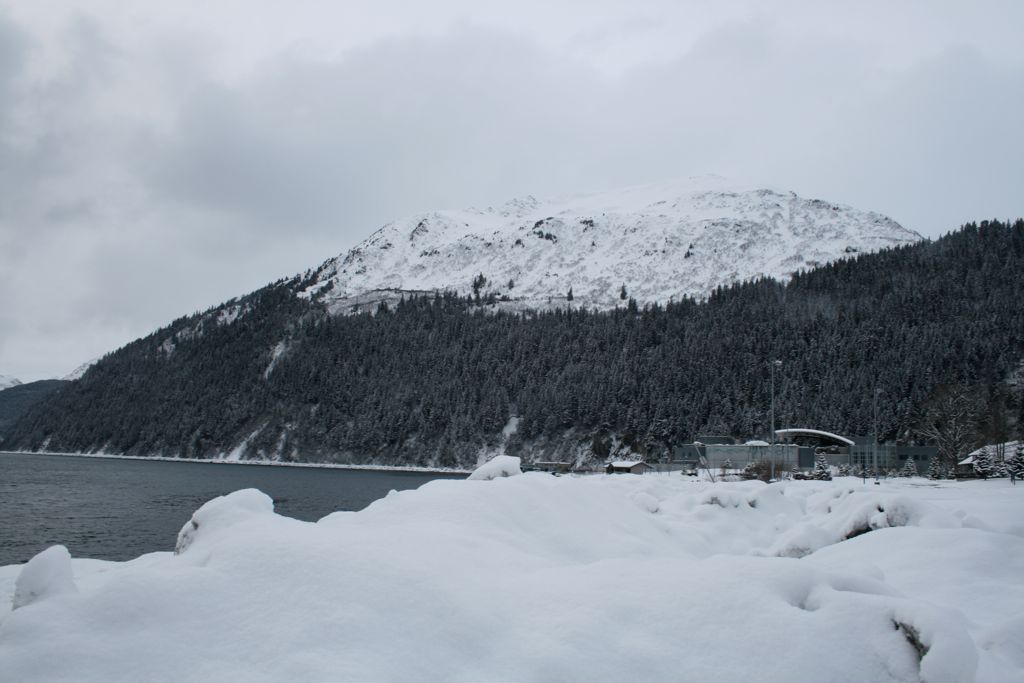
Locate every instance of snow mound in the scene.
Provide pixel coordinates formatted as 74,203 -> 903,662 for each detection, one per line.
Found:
467,455 -> 522,480
12,545 -> 76,610
766,488 -> 961,558
175,488 -> 274,554
892,602 -> 978,683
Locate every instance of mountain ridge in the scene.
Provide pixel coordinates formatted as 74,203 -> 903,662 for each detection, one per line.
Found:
303,177 -> 921,313
5,220 -> 1021,467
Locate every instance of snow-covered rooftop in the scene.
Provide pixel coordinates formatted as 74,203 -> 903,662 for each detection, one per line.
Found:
775,428 -> 855,447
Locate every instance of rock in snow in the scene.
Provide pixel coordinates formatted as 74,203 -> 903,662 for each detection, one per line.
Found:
2,476 -> 1022,683
302,176 -> 921,313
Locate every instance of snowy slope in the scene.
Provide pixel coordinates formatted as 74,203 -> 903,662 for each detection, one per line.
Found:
304,176 -> 921,312
0,376 -> 21,391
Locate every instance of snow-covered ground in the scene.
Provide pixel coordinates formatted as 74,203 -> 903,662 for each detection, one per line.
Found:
1,469 -> 1021,683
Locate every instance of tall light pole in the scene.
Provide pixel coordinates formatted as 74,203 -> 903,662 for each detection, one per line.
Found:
770,359 -> 782,478
872,387 -> 881,481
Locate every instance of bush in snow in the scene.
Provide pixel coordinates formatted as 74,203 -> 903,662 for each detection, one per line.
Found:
927,456 -> 945,480
812,455 -> 832,480
837,463 -> 851,477
12,545 -> 77,610
742,460 -> 773,482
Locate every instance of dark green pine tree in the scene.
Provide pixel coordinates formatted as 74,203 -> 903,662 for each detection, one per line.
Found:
973,447 -> 995,479
1008,443 -> 1024,479
812,454 -> 832,480
899,456 -> 917,478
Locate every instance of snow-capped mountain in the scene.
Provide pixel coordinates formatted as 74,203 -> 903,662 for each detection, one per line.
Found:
303,176 -> 921,312
0,375 -> 22,391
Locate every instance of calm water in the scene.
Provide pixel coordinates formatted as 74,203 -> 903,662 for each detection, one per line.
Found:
0,452 -> 463,566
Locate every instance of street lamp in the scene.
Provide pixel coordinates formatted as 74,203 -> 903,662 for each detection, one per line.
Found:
770,360 -> 782,478
872,387 -> 882,482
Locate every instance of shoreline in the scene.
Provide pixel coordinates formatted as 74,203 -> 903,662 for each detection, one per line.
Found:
0,450 -> 471,476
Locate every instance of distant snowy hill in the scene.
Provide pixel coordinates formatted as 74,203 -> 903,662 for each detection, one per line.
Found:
0,375 -> 22,391
63,359 -> 99,381
304,176 -> 921,312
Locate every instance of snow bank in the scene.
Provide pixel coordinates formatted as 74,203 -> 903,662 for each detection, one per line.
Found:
467,454 -> 521,480
2,476 -> 1020,682
765,486 -> 961,558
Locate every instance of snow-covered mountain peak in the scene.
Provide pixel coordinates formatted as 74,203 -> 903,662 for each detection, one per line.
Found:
305,178 -> 922,312
0,375 -> 22,391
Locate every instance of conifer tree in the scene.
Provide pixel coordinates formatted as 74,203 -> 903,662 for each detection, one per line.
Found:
1008,443 -> 1024,479
812,454 -> 832,480
973,447 -> 995,479
900,456 -> 917,478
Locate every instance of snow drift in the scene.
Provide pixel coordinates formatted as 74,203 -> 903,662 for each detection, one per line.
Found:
2,476 -> 1021,683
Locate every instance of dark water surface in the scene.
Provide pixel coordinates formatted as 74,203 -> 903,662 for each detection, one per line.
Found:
0,452 -> 463,566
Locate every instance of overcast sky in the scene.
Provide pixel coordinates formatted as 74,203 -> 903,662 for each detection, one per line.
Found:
1,1 -> 1022,381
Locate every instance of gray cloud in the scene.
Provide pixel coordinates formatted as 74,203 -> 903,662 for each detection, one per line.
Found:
0,4 -> 1022,380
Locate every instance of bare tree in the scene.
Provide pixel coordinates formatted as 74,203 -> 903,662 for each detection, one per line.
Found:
981,390 -> 1011,465
916,385 -> 979,470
